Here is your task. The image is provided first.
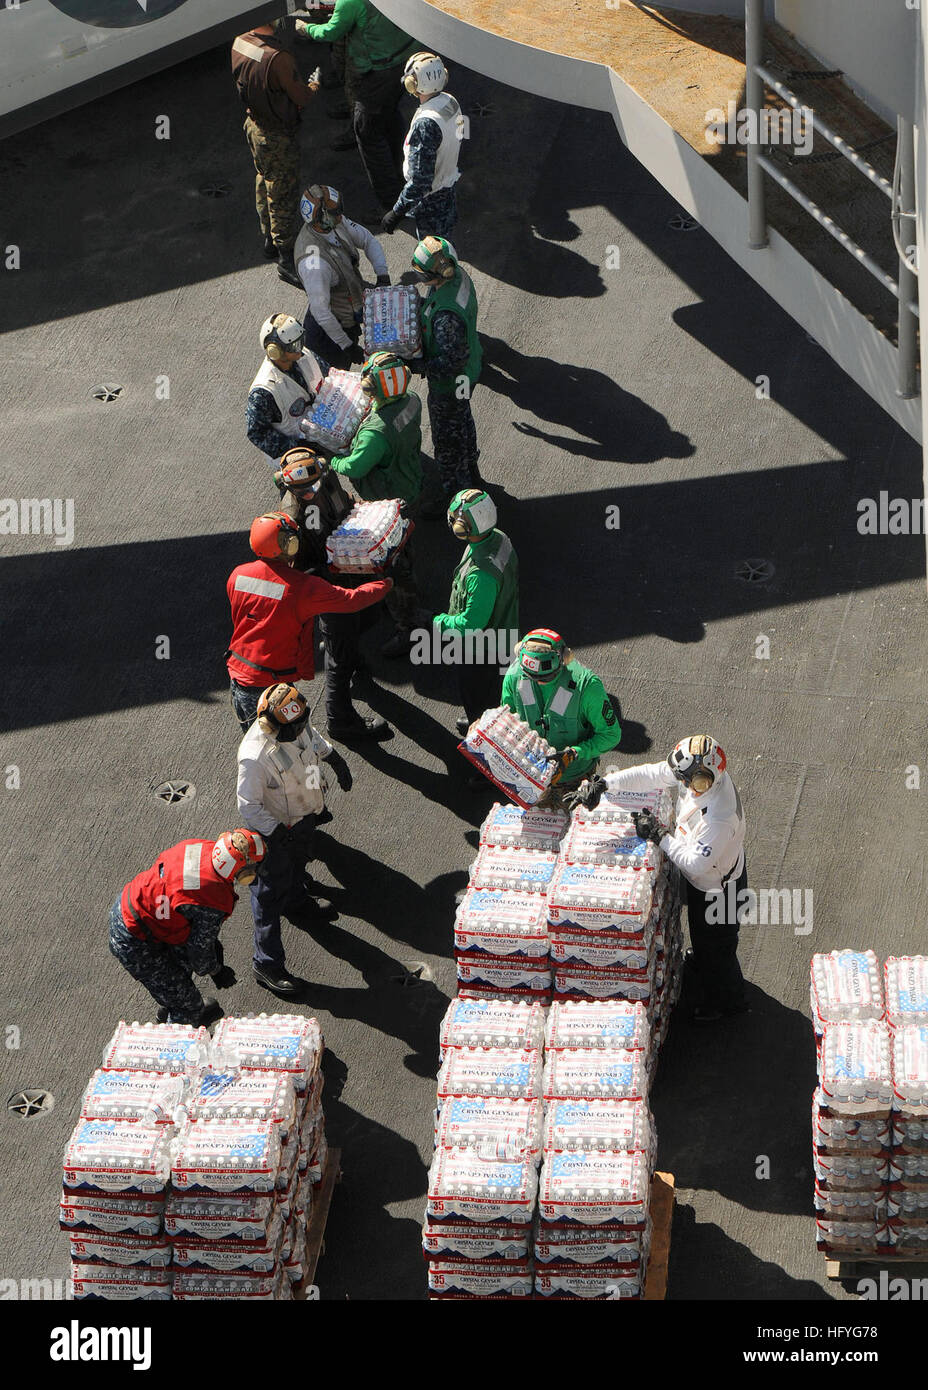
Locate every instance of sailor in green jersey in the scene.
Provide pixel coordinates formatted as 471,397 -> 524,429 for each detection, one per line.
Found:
432,489 -> 519,736
330,352 -> 423,656
296,0 -> 417,213
500,629 -> 621,796
407,235 -> 483,512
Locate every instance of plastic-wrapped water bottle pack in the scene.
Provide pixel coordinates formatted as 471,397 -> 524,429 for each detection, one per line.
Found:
562,818 -> 663,872
64,1017 -> 329,1299
479,802 -> 568,853
454,888 -> 550,959
574,785 -> 674,828
810,951 -> 883,1035
361,284 -> 422,358
438,998 -> 546,1053
458,707 -> 558,808
433,1097 -> 543,1160
884,956 -> 928,1027
299,367 -> 370,451
325,498 -> 410,574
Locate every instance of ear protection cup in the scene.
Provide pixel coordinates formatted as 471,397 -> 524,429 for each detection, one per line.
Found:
690,771 -> 714,793
282,531 -> 299,557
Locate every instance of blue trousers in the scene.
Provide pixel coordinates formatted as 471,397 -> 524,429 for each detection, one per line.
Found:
251,817 -> 318,969
107,900 -> 204,1024
230,680 -> 264,733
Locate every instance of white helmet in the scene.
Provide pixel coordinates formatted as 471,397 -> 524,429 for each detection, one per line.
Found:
260,313 -> 304,363
667,735 -> 727,794
403,51 -> 448,97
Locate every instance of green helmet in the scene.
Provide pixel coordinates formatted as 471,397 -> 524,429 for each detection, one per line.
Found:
360,351 -> 411,402
517,629 -> 567,683
411,235 -> 458,283
448,488 -> 497,540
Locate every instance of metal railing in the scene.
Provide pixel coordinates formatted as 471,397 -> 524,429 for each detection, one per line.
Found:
744,0 -> 918,399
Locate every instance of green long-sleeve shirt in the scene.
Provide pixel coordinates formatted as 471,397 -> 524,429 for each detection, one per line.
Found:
298,0 -> 415,74
329,429 -> 390,484
433,567 -> 498,633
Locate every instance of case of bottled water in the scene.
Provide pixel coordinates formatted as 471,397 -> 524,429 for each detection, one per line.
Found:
454,889 -> 550,957
884,956 -> 928,1028
574,785 -> 673,828
891,1024 -> 928,1109
534,1267 -> 641,1299
172,1268 -> 291,1300
479,802 -> 568,852
888,1223 -> 928,1251
819,1021 -> 893,1106
889,1152 -> 928,1183
469,844 -> 559,895
459,707 -> 558,808
455,954 -> 551,997
164,1191 -> 275,1242
422,1220 -> 532,1262
812,1091 -> 889,1152
434,1097 -> 543,1159
892,1113 -> 928,1148
66,1230 -> 172,1267
170,1209 -> 286,1273
887,1188 -> 928,1219
542,1050 -> 649,1102
438,998 -> 546,1053
426,1148 -> 539,1224
547,862 -> 653,934
534,1218 -> 649,1264
436,1047 -> 542,1102
428,1261 -> 533,1298
300,367 -> 371,452
101,1022 -> 211,1074
182,1069 -> 297,1137
552,963 -> 655,1005
544,1100 -> 652,1154
60,1192 -> 165,1237
170,1119 -> 282,1194
815,1219 -> 889,1253
546,1001 -> 650,1053
211,1014 -> 323,1094
79,1070 -> 186,1124
813,1185 -> 888,1219
325,498 -> 411,574
562,819 -> 662,872
69,1264 -> 173,1300
813,1152 -> 889,1190
537,1150 -> 651,1225
549,930 -> 653,972
62,1120 -> 175,1195
362,284 -> 421,358
810,951 -> 883,1034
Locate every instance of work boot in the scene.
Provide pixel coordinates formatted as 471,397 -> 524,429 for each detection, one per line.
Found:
262,233 -> 276,260
380,627 -> 413,659
194,998 -> 224,1028
277,249 -> 302,288
327,711 -> 390,741
253,963 -> 301,995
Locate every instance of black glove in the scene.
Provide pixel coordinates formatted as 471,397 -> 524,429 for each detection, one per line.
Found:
406,355 -> 426,376
211,964 -> 237,989
347,341 -> 366,366
380,209 -> 401,235
633,811 -> 664,845
563,775 -> 607,815
326,749 -> 353,792
375,273 -> 391,287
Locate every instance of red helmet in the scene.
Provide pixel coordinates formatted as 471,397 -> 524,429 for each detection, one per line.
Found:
249,512 -> 300,560
211,829 -> 266,882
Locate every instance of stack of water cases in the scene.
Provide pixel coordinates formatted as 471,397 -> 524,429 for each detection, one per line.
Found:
459,708 -> 559,807
536,1001 -> 654,1299
548,786 -> 684,1062
62,1024 -> 207,1301
454,803 -> 566,1002
361,284 -> 421,358
300,367 -> 371,452
425,999 -> 544,1299
62,1016 -> 327,1300
811,952 -> 928,1259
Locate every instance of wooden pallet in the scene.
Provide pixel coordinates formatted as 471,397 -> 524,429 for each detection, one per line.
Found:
294,1147 -> 341,1299
825,1252 -> 928,1280
643,1171 -> 674,1301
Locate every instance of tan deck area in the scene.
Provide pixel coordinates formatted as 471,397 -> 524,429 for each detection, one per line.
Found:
430,2 -> 903,339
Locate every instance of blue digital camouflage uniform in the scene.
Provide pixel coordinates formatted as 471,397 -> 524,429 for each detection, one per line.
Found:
424,311 -> 479,496
108,899 -> 224,1025
245,353 -> 329,461
391,119 -> 458,241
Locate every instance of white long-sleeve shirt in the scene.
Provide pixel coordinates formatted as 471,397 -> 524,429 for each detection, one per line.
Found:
297,217 -> 388,350
602,761 -> 746,894
236,721 -> 334,837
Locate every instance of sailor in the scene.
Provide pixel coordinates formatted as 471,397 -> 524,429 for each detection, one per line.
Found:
381,52 -> 463,241
295,184 -> 390,368
246,313 -> 328,468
